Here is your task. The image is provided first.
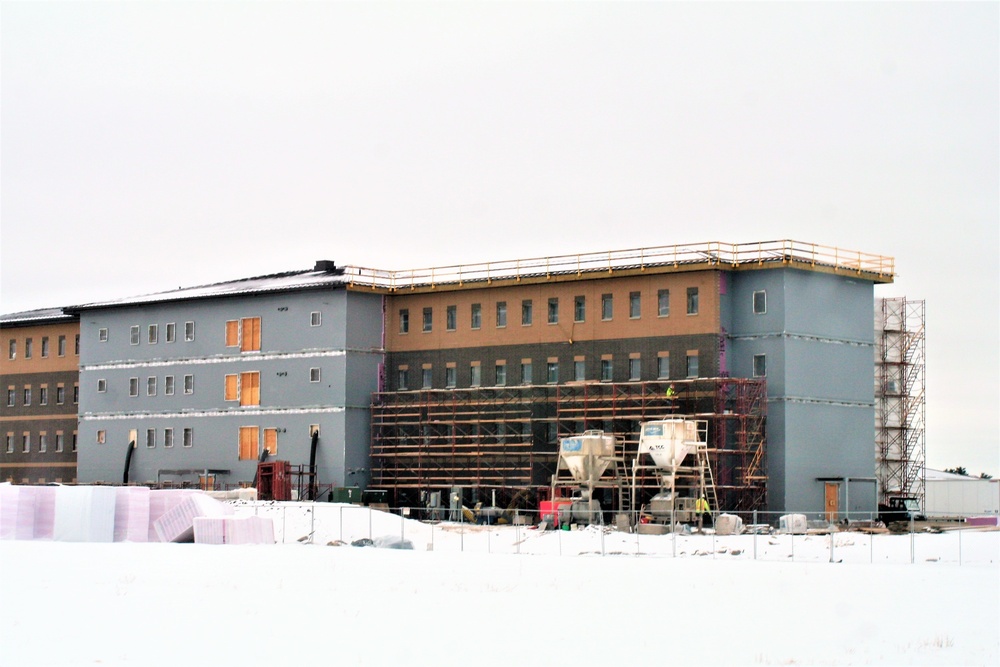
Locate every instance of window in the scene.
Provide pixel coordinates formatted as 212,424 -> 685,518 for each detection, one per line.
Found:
422,367 -> 433,389
629,357 -> 641,381
686,352 -> 700,378
97,430 -> 106,445
240,372 -> 260,406
164,428 -> 174,448
574,296 -> 586,323
264,428 -> 278,455
658,354 -> 670,379
39,433 -> 47,453
58,335 -> 66,356
495,363 -> 507,386
56,433 -> 65,453
522,300 -> 533,326
99,328 -> 109,342
446,305 -> 457,331
470,364 -> 481,387
601,359 -> 613,382
521,361 -> 533,385
422,307 -> 433,332
238,426 -> 259,460
23,387 -> 31,406
183,428 -> 193,448
310,311 -> 322,326
184,322 -> 195,341
753,290 -> 766,315
73,384 -> 78,404
397,368 -> 409,390
471,304 -> 482,329
184,375 -> 194,394
22,433 -> 30,453
658,290 -> 670,317
130,326 -> 139,345
687,287 -> 699,315
166,323 -> 176,343
574,359 -> 586,382
753,354 -> 766,377
147,377 -> 157,396
547,298 -> 559,324
399,309 -> 410,334
546,361 -> 559,384
226,317 -> 261,352
5,434 -> 12,453
129,378 -> 139,397
308,367 -> 320,383
148,325 -> 158,344
75,334 -> 80,355
146,429 -> 156,449
41,337 -> 49,357
629,292 -> 641,318
496,302 -> 507,328
164,376 -> 174,395
445,366 -> 456,388
25,338 -> 32,358
97,379 -> 107,393
56,385 -> 65,404
601,294 -> 613,320
72,432 -> 78,452
7,339 -> 14,360
6,388 -> 14,406
39,387 -> 48,405
225,374 -> 238,401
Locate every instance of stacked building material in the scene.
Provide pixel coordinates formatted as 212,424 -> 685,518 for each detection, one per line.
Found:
153,492 -> 234,543
53,485 -> 117,542
0,484 -> 36,540
114,486 -> 151,542
193,515 -> 275,544
147,489 -> 198,542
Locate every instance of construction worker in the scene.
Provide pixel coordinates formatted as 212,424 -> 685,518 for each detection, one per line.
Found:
665,383 -> 677,411
696,495 -> 711,529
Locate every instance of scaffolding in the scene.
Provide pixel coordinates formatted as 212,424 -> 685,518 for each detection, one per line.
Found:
370,378 -> 766,514
875,297 -> 926,508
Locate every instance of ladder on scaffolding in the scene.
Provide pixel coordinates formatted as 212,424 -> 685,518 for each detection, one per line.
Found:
695,442 -> 720,518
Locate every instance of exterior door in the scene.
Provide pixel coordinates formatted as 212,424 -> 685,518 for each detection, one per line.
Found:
825,482 -> 839,522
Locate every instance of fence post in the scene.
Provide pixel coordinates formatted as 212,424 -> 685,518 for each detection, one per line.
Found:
282,506 -> 287,544
368,507 -> 373,541
753,510 -> 758,561
829,531 -> 835,563
910,515 -> 915,564
600,511 -> 605,557
790,531 -> 794,563
959,528 -> 962,566
339,506 -> 343,543
310,505 -> 315,544
516,521 -> 520,556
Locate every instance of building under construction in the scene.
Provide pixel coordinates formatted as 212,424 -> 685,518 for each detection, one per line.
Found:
371,377 -> 766,514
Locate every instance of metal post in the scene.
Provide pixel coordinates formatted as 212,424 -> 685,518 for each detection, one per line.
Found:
753,510 -> 758,561
339,506 -> 343,543
368,507 -> 373,540
790,532 -> 794,563
958,528 -> 962,566
600,510 -> 605,557
672,526 -> 676,558
310,505 -> 315,544
282,506 -> 287,544
910,515 -> 915,564
829,531 -> 835,563
516,521 -> 520,556
460,506 -> 464,553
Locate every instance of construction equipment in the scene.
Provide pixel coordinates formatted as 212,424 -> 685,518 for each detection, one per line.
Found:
631,417 -> 717,531
550,430 -> 625,527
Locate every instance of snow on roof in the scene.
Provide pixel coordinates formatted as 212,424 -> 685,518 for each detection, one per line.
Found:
67,267 -> 350,312
0,307 -> 78,327
925,468 -> 992,481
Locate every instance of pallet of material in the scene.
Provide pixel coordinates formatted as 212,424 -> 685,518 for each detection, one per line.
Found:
53,485 -> 117,542
153,493 -> 233,543
193,516 -> 275,545
147,489 -> 198,542
114,486 -> 151,542
0,483 -> 36,540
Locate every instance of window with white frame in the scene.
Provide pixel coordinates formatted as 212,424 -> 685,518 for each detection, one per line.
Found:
399,309 -> 409,334
310,311 -> 322,326
6,388 -> 13,407
58,335 -> 66,356
522,300 -> 533,326
96,430 -> 106,445
601,294 -> 613,321
629,292 -> 641,318
164,428 -> 174,448
164,376 -> 174,395
130,326 -> 140,345
496,302 -> 507,328
57,385 -> 65,405
148,324 -> 158,344
129,378 -> 139,397
658,289 -> 670,317
573,359 -> 586,382
39,387 -> 47,405
39,433 -> 47,453
56,433 -> 64,453
146,429 -> 156,448
397,368 -> 408,390
471,304 -> 482,330
183,428 -> 193,448
521,361 -> 532,385
73,384 -> 78,404
99,328 -> 109,342
7,339 -> 14,360
547,298 -> 559,324
147,376 -> 157,396
183,375 -> 194,394
41,337 -> 49,357
166,323 -> 176,343
184,321 -> 195,341
446,305 -> 457,331
546,361 -> 559,384
470,363 -> 481,387
422,307 -> 433,333
422,367 -> 433,389
753,290 -> 766,315
97,379 -> 107,393
601,358 -> 613,382
25,338 -> 32,358
657,354 -> 670,379
574,296 -> 585,323
753,354 -> 766,377
629,357 -> 641,380
686,352 -> 699,378
23,387 -> 30,406
445,366 -> 456,388
22,433 -> 30,453
495,363 -> 506,386
5,433 -> 13,454
687,287 -> 699,315
310,368 -> 321,383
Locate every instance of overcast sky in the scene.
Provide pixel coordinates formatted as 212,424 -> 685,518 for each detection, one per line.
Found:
2,2 -> 997,476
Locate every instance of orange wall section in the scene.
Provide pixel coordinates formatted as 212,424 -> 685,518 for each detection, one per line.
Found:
386,271 -> 721,353
2,322 -> 81,374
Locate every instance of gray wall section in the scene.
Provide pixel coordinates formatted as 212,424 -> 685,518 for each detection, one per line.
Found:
77,288 -> 384,490
726,268 -> 877,515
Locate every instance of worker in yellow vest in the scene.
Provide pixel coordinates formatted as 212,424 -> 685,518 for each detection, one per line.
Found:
696,495 -> 711,529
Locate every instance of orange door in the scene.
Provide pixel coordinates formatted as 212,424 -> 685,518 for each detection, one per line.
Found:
825,482 -> 839,522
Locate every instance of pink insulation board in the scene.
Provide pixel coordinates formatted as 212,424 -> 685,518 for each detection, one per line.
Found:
114,486 -> 151,542
967,516 -> 999,527
0,484 -> 36,540
153,493 -> 233,543
53,485 -> 117,542
193,516 -> 275,545
32,486 -> 58,539
147,489 -> 197,542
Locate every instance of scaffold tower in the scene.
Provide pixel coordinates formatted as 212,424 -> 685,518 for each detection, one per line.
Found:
875,297 -> 926,508
370,378 -> 766,515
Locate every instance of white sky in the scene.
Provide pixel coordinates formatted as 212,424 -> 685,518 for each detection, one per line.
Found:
2,2 -> 997,475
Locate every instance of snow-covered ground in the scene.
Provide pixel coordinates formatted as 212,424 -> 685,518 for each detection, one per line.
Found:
2,504 -> 997,666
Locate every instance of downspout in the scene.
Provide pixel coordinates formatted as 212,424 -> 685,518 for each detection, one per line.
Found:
122,439 -> 136,485
309,430 -> 319,500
